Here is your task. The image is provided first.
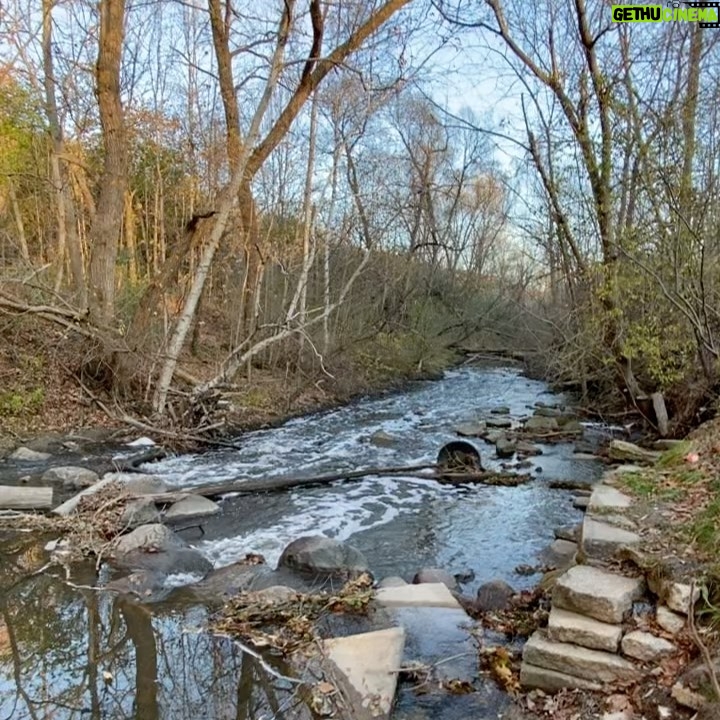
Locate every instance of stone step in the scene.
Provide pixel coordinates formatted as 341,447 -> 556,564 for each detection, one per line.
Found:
520,662 -> 603,692
547,607 -> 622,652
553,565 -> 644,624
621,631 -> 677,662
588,485 -> 633,513
522,631 -> 640,684
581,517 -> 641,561
375,582 -> 462,609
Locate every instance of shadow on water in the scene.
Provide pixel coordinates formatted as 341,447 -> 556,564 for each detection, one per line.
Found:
0,366 -> 615,719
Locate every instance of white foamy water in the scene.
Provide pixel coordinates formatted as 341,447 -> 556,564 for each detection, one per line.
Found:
145,367 -> 607,580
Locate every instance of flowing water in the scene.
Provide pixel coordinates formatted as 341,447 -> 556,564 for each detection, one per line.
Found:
0,366 -> 610,719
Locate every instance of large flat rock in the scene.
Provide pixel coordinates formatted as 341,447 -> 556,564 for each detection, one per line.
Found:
547,607 -> 622,652
553,565 -> 644,624
375,583 -> 461,609
520,663 -> 603,692
588,485 -> 633,513
321,627 -> 405,719
165,495 -> 220,521
581,517 -> 640,561
523,631 -> 639,683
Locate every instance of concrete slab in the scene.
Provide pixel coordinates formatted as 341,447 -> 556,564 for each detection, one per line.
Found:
523,631 -> 639,683
520,662 -> 603,692
547,607 -> 622,652
321,627 -> 405,719
375,583 -> 462,609
553,565 -> 644,624
581,517 -> 640,561
588,485 -> 633,513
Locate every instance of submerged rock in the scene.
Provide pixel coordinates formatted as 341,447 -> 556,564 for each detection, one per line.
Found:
369,430 -> 401,448
455,422 -> 487,438
10,447 -> 51,462
487,417 -> 512,429
278,536 -> 370,579
524,416 -> 559,432
116,544 -> 212,577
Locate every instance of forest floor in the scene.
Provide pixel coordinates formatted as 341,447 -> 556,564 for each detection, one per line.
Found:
0,314 -> 457,444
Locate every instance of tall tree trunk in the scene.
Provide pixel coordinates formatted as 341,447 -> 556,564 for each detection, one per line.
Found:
43,0 -> 86,306
87,0 -> 128,325
298,90 -> 319,357
8,183 -> 30,264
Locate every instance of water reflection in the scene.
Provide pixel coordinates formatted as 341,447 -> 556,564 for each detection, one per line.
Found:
0,544 -> 311,720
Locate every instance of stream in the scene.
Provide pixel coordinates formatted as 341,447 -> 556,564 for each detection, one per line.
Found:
0,366 -> 612,719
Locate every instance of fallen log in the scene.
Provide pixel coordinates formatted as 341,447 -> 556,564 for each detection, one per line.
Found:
0,485 -> 53,510
178,463 -> 531,498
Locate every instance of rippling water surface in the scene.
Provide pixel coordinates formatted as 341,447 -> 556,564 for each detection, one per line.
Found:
0,365 -> 607,719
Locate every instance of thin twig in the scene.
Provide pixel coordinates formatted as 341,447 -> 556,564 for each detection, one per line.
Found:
689,581 -> 720,702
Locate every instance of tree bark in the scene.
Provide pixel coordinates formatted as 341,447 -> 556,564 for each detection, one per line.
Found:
43,0 -> 86,306
87,0 -> 128,325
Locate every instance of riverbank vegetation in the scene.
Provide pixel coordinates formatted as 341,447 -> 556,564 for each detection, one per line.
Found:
0,0 -> 718,439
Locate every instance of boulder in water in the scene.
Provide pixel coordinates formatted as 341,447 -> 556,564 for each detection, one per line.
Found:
487,417 -> 512,429
495,435 -> 517,459
491,406 -> 511,415
278,536 -> 370,579
524,416 -> 559,432
475,579 -> 515,612
165,495 -> 220,521
114,523 -> 183,554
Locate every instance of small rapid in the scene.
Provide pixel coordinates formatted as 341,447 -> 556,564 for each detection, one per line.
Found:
148,366 -> 605,588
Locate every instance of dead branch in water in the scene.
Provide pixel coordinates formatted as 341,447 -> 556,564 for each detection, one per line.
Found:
176,464 -> 531,499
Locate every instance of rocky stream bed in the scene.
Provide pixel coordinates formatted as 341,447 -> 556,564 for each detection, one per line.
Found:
2,365 -> 685,720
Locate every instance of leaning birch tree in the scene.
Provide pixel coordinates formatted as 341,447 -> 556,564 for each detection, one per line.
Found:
152,0 -> 415,414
